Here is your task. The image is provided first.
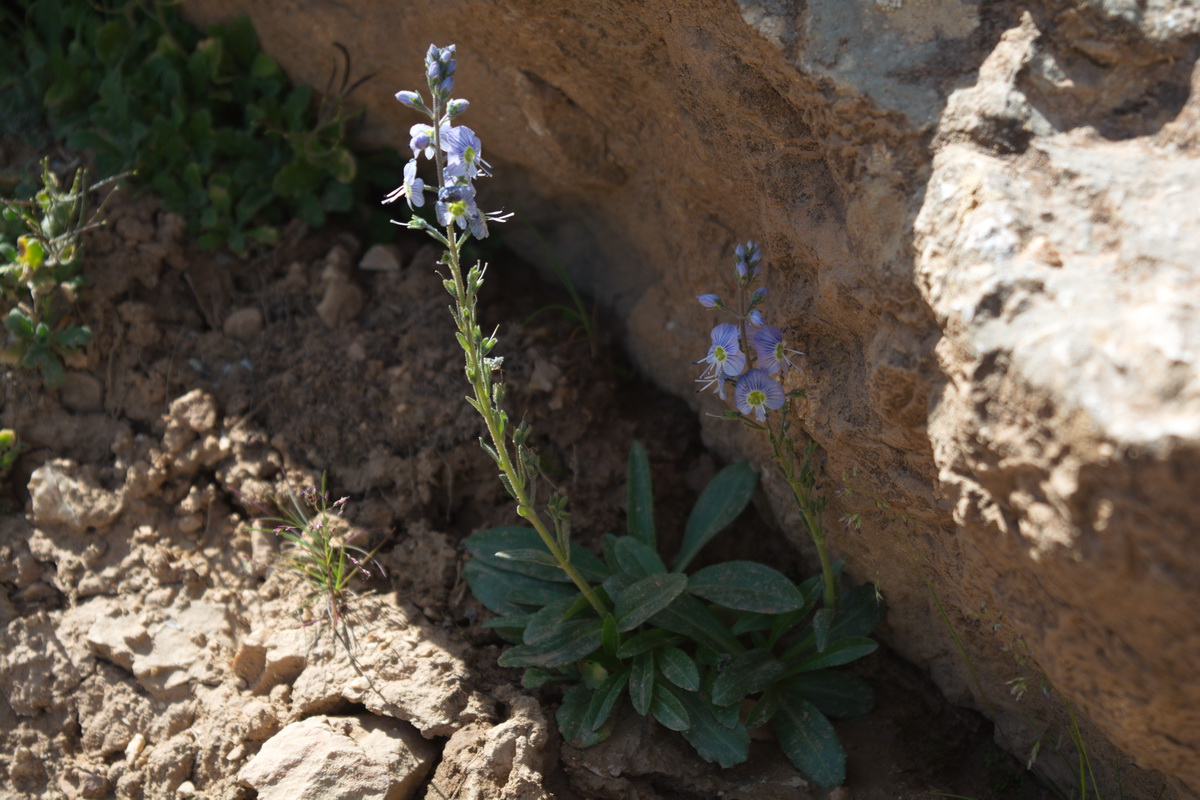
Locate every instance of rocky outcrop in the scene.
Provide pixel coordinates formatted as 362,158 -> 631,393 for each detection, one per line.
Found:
178,1 -> 1200,796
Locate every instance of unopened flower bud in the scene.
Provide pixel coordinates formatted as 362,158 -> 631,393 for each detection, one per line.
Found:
395,90 -> 424,109
447,98 -> 469,118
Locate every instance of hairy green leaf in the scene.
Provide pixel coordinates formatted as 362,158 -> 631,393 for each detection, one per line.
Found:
615,627 -> 685,659
676,689 -> 750,768
656,645 -> 700,691
557,684 -> 610,749
614,572 -> 686,632
649,594 -> 742,655
773,693 -> 845,788
711,648 -> 784,706
688,561 -> 805,614
650,683 -> 690,731
498,618 -> 603,668
781,671 -> 874,719
674,461 -> 757,572
613,536 -> 667,577
629,651 -> 654,716
626,440 -> 655,548
587,669 -> 630,731
462,559 -> 571,615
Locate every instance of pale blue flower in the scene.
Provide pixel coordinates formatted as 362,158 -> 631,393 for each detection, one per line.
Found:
697,294 -> 721,308
696,323 -> 745,399
750,286 -> 767,305
446,98 -> 469,118
409,123 -> 437,160
735,368 -> 785,421
748,309 -> 765,327
442,126 -> 491,178
752,325 -> 802,374
382,159 -> 425,210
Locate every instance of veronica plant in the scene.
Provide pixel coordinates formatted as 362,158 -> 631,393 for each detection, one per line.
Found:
0,159 -> 123,386
388,46 -> 880,786
695,243 -> 841,613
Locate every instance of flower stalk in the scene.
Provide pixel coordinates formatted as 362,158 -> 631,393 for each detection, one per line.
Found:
389,45 -> 606,617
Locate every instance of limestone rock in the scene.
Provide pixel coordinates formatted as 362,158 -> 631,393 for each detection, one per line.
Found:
223,306 -> 265,341
28,460 -> 123,531
238,714 -> 436,800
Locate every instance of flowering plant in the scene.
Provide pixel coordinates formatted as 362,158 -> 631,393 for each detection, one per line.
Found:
694,242 -> 841,614
387,46 -> 880,787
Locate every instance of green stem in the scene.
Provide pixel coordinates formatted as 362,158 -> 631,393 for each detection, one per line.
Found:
769,419 -> 838,611
426,93 -> 605,616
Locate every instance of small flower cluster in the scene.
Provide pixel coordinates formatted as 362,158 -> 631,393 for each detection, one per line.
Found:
695,242 -> 802,421
386,44 -> 510,239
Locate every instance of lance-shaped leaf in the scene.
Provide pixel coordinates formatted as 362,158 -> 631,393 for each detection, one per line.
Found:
466,526 -> 608,582
558,684 -> 610,748
523,596 -> 587,645
615,628 -> 685,659
687,561 -> 805,614
786,637 -> 878,675
676,689 -> 750,768
781,671 -> 874,719
498,618 -> 603,668
673,461 -> 757,572
649,594 -> 742,655
613,536 -> 667,577
614,573 -> 687,632
829,583 -> 885,638
629,651 -> 655,716
656,645 -> 701,692
650,683 -> 690,731
773,693 -> 845,788
463,559 -> 572,615
588,669 -> 631,731
626,441 -> 655,548
711,648 -> 785,706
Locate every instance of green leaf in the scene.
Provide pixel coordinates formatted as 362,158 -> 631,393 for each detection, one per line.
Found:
650,683 -> 690,731
496,548 -> 561,569
95,21 -> 130,66
781,671 -> 874,719
587,669 -> 630,731
773,693 -> 845,788
250,51 -> 280,79
481,613 -> 531,644
626,440 -> 655,548
462,558 -> 572,615
744,689 -> 779,728
675,689 -> 750,768
613,536 -> 666,577
614,572 -> 686,632
687,561 -> 805,614
788,637 -> 878,674
498,618 -> 603,668
465,527 -> 607,583
629,651 -> 654,715
39,353 -> 65,388
5,308 -> 33,338
656,646 -> 700,691
54,326 -> 92,350
522,596 -> 585,645
522,668 -> 558,689
649,594 -> 741,655
602,613 -> 620,657
830,583 -> 885,638
557,684 -> 610,748
615,627 -> 685,659
673,461 -> 757,572
711,648 -> 785,706
813,607 -> 834,652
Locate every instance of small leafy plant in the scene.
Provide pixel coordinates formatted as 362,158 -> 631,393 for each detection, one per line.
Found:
8,0 -> 365,253
253,474 -> 386,632
386,45 -> 881,787
0,159 -> 121,386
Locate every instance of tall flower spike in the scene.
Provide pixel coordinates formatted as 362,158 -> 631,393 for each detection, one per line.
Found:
695,323 -> 745,399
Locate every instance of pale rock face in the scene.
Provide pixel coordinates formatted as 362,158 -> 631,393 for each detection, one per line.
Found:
237,714 -> 436,800
179,1 -> 1200,796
